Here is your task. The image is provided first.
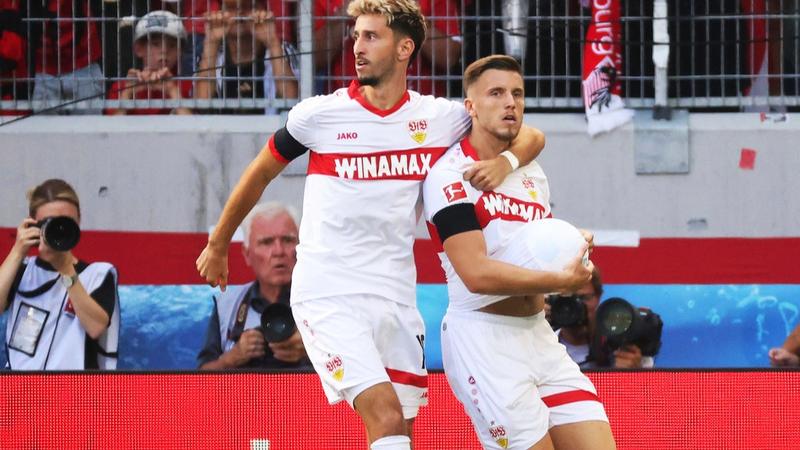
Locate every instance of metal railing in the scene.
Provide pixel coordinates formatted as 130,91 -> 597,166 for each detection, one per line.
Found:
0,0 -> 798,115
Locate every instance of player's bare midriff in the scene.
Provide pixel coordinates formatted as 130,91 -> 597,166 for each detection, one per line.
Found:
478,294 -> 545,317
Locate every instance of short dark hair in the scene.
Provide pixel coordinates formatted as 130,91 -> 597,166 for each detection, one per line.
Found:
463,55 -> 522,95
347,0 -> 427,63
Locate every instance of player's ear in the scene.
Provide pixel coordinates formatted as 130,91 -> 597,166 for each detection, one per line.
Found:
396,36 -> 414,62
464,97 -> 477,119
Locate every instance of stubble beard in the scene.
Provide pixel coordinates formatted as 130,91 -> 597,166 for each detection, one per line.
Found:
358,75 -> 381,87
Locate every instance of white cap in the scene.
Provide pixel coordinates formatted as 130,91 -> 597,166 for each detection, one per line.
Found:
134,10 -> 186,41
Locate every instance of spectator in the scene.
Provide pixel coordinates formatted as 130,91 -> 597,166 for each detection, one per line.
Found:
461,0 -> 585,99
197,202 -> 309,369
106,10 -> 193,115
0,0 -> 29,111
548,266 -> 655,369
30,0 -> 104,114
194,0 -> 298,114
769,322 -> 800,367
0,179 -> 120,370
312,0 -> 461,96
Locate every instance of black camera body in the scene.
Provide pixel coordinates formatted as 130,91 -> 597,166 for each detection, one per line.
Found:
260,302 -> 296,343
595,297 -> 663,357
33,216 -> 81,251
546,294 -> 589,329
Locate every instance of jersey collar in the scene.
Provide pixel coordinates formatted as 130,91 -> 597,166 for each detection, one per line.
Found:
460,137 -> 481,160
348,80 -> 410,117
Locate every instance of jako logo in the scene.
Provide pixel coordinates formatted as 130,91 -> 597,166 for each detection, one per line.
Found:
337,132 -> 358,140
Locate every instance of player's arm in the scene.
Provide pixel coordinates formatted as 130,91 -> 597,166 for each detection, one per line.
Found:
196,128 -> 302,290
464,126 -> 545,191
434,204 -> 591,296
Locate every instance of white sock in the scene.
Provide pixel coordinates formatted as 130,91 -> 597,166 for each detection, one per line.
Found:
370,435 -> 411,450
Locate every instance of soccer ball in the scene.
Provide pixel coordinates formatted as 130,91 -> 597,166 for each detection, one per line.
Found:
510,218 -> 589,272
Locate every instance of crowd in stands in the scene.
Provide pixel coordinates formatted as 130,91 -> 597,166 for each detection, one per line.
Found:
1,0 -> 797,114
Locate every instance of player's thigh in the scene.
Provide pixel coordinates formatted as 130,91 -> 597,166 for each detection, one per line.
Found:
528,433 -> 555,450
548,420 -> 616,450
442,311 -> 550,450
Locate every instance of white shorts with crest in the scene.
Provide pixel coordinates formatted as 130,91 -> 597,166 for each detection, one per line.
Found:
292,294 -> 428,418
442,309 -> 608,450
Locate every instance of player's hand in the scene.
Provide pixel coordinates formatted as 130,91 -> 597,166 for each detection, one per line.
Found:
769,347 -> 800,367
269,329 -> 307,363
196,243 -> 230,291
579,228 -> 594,252
230,329 -> 266,365
12,218 -> 40,257
558,242 -> 593,292
613,344 -> 643,369
463,156 -> 513,191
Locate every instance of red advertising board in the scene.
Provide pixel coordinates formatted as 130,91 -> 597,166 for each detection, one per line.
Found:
1,371 -> 798,449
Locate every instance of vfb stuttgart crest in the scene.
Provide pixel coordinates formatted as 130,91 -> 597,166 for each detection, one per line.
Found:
408,119 -> 428,144
489,425 -> 509,449
326,355 -> 344,382
521,173 -> 538,200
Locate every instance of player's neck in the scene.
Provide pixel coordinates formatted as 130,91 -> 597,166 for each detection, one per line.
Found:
469,128 -> 512,161
360,72 -> 408,110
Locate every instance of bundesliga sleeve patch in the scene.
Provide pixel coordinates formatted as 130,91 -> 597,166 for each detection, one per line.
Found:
443,182 -> 467,203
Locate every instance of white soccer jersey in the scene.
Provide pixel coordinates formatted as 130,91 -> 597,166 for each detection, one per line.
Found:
271,81 -> 470,306
423,138 -> 552,311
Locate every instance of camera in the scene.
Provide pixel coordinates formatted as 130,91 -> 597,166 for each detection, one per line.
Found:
33,216 -> 81,251
595,297 -> 663,356
546,294 -> 589,329
260,303 -> 296,343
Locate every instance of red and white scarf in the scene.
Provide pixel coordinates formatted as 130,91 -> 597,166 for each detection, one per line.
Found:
582,0 -> 634,136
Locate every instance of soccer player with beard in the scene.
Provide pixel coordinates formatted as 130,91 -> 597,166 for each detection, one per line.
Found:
196,1 -> 544,448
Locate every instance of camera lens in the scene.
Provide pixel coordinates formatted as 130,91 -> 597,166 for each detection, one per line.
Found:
595,297 -> 663,356
260,303 -> 296,343
38,216 -> 81,251
598,301 -> 634,336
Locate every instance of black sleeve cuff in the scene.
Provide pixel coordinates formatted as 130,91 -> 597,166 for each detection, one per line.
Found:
432,203 -> 481,243
273,127 -> 308,162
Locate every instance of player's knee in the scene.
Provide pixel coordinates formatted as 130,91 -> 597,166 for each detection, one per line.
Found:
370,407 -> 406,437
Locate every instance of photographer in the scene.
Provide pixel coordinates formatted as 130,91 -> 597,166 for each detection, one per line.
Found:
0,179 -> 120,370
197,202 -> 309,369
548,267 -> 657,369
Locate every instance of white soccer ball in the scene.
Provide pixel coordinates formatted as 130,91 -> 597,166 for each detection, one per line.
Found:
513,218 -> 589,272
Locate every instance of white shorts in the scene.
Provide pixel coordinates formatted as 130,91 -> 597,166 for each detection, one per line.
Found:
442,310 -> 608,450
292,294 -> 428,419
